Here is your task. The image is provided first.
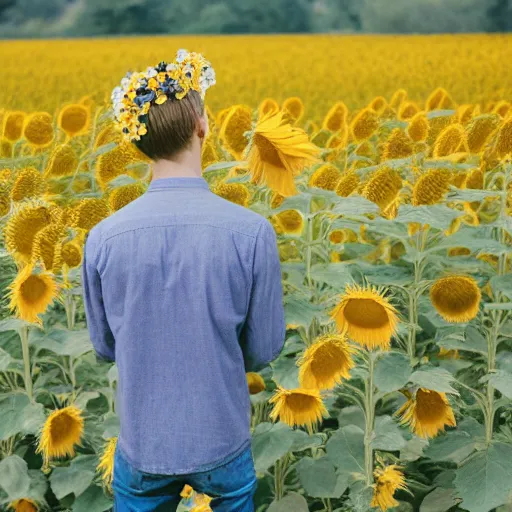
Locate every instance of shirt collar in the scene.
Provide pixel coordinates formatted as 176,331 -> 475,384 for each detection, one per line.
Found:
147,177 -> 210,191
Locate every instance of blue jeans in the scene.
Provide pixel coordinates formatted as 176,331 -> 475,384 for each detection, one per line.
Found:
112,443 -> 258,511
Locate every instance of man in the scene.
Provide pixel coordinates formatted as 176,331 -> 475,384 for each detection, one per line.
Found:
82,50 -> 286,511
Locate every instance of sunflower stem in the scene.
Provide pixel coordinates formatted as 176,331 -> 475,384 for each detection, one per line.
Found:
306,214 -> 313,289
19,325 -> 33,401
364,351 -> 376,486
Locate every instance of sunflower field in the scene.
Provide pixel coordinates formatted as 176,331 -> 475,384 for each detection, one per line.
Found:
1,34 -> 512,512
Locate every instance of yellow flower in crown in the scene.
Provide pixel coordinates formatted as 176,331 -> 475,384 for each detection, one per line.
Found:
111,48 -> 216,142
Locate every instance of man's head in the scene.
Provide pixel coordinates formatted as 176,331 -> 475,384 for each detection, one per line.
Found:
133,90 -> 209,162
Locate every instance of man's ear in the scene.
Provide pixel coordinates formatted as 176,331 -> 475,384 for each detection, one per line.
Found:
197,113 -> 209,140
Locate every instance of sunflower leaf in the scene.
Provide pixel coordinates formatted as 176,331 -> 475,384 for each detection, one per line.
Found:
71,484 -> 112,512
0,394 -> 45,440
394,205 -> 460,231
480,370 -> 512,399
372,415 -> 406,451
251,422 -> 296,473
374,352 -> 412,393
325,425 -> 365,477
267,491 -> 309,512
50,466 -> 95,500
332,196 -> 379,216
0,455 -> 30,501
454,442 -> 512,512
296,456 -> 348,498
420,487 -> 459,512
409,367 -> 458,394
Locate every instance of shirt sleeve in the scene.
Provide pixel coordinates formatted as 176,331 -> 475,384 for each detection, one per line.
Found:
81,228 -> 116,363
240,219 -> 286,373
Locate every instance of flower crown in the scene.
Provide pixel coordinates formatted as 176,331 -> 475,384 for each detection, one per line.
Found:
111,49 -> 216,142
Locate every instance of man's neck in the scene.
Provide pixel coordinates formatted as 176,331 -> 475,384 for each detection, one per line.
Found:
151,151 -> 203,180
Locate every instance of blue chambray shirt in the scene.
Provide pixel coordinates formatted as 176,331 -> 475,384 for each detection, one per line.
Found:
81,176 -> 286,475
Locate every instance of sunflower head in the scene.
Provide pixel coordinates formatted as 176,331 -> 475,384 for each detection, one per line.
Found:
94,122 -> 122,150
411,169 -> 451,206
107,182 -> 145,211
61,240 -> 83,268
389,89 -> 407,110
10,167 -> 47,202
426,87 -> 454,111
335,170 -> 360,197
466,114 -> 501,154
258,98 -> 280,118
308,164 -> 341,191
398,101 -> 420,121
23,112 -> 54,147
219,104 -> 252,159
281,96 -> 305,124
430,275 -> 481,323
97,436 -> 118,490
213,182 -> 250,207
246,372 -> 266,394
71,198 -> 111,232
322,102 -> 348,132
396,387 -> 456,438
362,167 -> 402,212
272,209 -> 304,235
382,129 -> 414,160
3,111 -> 26,142
297,333 -> 357,390
58,103 -> 90,137
31,223 -> 66,272
45,144 -> 79,178
350,108 -> 379,141
494,118 -> 512,159
330,284 -> 399,350
36,405 -> 84,470
268,385 -> 328,434
8,499 -> 39,512
201,138 -> 219,169
407,112 -> 429,142
433,124 -> 467,157
371,464 -> 408,511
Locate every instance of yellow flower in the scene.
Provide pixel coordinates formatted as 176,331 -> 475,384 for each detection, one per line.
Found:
71,198 -> 110,232
322,102 -> 348,132
309,164 -> 341,191
0,189 -> 11,217
371,464 -> 408,511
457,104 -> 479,124
219,104 -> 252,159
97,437 -> 117,490
389,89 -> 407,110
466,114 -> 501,153
382,129 -> 414,160
213,182 -> 250,207
335,170 -> 360,197
258,98 -> 280,118
215,107 -> 231,128
297,333 -> 356,390
331,284 -> 399,350
36,405 -> 84,469
32,223 -> 66,272
329,229 -> 357,244
10,167 -> 47,202
45,144 -> 78,178
493,100 -> 511,118
270,192 -> 285,209
362,167 -> 402,212
94,122 -> 122,149
398,101 -> 420,121
268,385 -> 328,434
448,247 -> 471,257
438,347 -> 460,359
396,388 -> 456,439
23,112 -> 54,147
61,240 -> 83,268
58,103 -> 90,137
411,169 -> 451,206
3,111 -> 26,141
107,182 -> 145,211
350,108 -> 379,141
282,96 -> 304,124
201,138 -> 219,169
427,114 -> 455,145
466,168 -> 484,189
407,112 -> 429,142
369,96 -> 387,114
426,87 -> 454,111
326,124 -> 348,149
246,372 -> 266,394
493,118 -> 512,158
272,209 -> 304,235
8,498 -> 39,512
433,124 -> 467,157
430,275 -> 481,323
1,137 -> 13,158
246,110 -> 320,197
7,263 -> 58,325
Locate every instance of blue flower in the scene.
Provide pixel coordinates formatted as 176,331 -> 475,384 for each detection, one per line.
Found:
133,90 -> 156,107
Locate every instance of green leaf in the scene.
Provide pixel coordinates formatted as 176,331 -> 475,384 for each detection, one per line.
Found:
0,455 -> 30,500
72,485 -> 112,512
400,436 -> 429,462
455,442 -> 512,512
0,318 -> 29,332
438,325 -> 487,355
372,415 -> 406,451
484,303 -> 512,311
29,328 -> 93,358
395,205 -> 460,230
350,263 -> 413,286
289,430 -> 323,453
0,347 -> 13,371
74,391 -> 100,410
271,355 -> 300,389
0,394 -> 45,440
409,367 -> 458,394
332,196 -> 379,216
50,465 -> 95,499
420,487 -> 459,512
480,370 -> 512,399
447,188 -> 502,202
326,425 -> 365,477
374,352 -> 412,393
337,406 -> 365,430
251,422 -> 296,473
309,263 -> 353,289
267,491 -> 309,512
91,142 -> 117,157
102,413 -> 120,440
284,296 -> 328,329
296,456 -> 348,498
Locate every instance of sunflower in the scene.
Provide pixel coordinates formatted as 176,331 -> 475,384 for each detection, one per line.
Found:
448,247 -> 471,257
308,164 -> 341,191
326,125 -> 348,150
94,122 -> 122,150
61,240 -> 83,268
430,275 -> 481,323
282,96 -> 304,124
272,209 -> 304,235
329,229 -> 357,244
246,372 -> 266,394
214,182 -> 250,207
407,112 -> 429,142
107,182 -> 145,211
426,87 -> 454,111
350,108 -> 379,141
31,223 -> 66,272
45,144 -> 79,178
433,124 -> 467,157
71,198 -> 110,232
36,405 -> 84,469
335,170 -> 360,197
322,102 -> 348,132
58,103 -> 90,137
396,388 -> 456,439
3,111 -> 26,142
97,436 -> 117,490
362,167 -> 402,212
382,129 -> 414,160
0,190 -> 10,217
6,264 -> 59,325
8,499 -> 39,512
330,284 -> 399,350
201,138 -> 219,169
10,167 -> 47,202
493,118 -> 512,158
411,169 -> 451,206
246,110 -> 320,197
466,114 -> 501,154
389,89 -> 407,110
1,137 -> 13,158
268,385 -> 328,433
258,98 -> 280,118
270,192 -> 285,209
371,464 -> 408,511
297,333 -> 357,390
398,101 -> 420,121
369,96 -> 387,114
23,112 -> 54,147
427,115 -> 455,145
219,105 -> 252,159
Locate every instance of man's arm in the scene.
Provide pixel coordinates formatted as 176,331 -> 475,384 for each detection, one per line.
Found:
81,228 -> 116,362
240,219 -> 286,373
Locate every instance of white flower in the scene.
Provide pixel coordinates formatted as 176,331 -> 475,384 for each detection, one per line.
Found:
166,63 -> 178,72
146,67 -> 158,78
176,49 -> 189,63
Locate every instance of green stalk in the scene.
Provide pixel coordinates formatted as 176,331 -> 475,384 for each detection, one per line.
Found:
364,351 -> 376,486
64,289 -> 77,400
306,215 -> 313,289
19,325 -> 32,401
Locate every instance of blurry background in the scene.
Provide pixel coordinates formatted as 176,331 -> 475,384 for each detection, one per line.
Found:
0,0 -> 511,38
